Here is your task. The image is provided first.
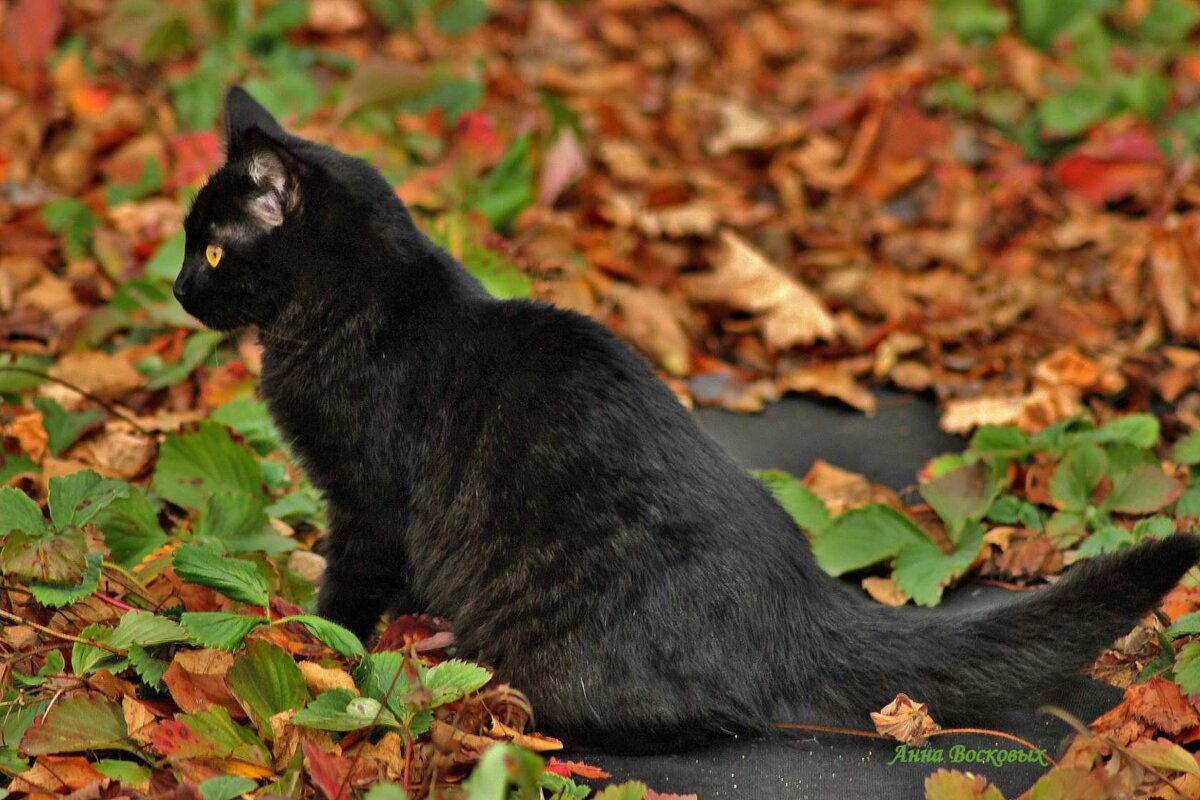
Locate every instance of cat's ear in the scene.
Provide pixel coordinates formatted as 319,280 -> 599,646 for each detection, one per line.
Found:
224,86 -> 285,160
243,129 -> 302,230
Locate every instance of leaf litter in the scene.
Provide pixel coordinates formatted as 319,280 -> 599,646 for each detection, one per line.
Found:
3,0 -> 1200,798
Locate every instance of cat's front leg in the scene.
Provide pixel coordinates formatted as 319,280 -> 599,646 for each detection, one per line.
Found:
314,517 -> 412,643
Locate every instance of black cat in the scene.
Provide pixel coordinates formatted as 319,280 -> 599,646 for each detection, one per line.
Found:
173,87 -> 1200,751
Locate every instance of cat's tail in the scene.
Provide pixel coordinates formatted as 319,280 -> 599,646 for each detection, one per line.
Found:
797,534 -> 1200,725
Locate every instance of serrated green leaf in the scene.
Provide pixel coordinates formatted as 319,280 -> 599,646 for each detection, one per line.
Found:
1075,525 -> 1135,559
153,421 -> 265,510
1,526 -> 87,583
19,694 -> 135,755
754,469 -> 831,535
47,470 -> 131,529
920,461 -> 1001,540
1102,466 -> 1182,515
92,488 -> 167,568
138,330 -> 224,390
210,397 -> 283,455
1049,443 -> 1106,511
180,612 -> 268,651
1167,611 -> 1200,639
155,706 -> 271,767
1175,641 -> 1200,694
173,544 -> 270,607
32,397 -> 105,457
128,645 -> 169,689
227,638 -> 308,737
293,688 -> 399,731
30,552 -> 101,607
425,659 -> 492,706
1016,0 -> 1093,49
1175,431 -> 1200,465
72,610 -> 187,675
1084,414 -> 1160,449
970,425 -> 1030,459
893,521 -> 985,607
198,775 -> 259,800
1039,85 -> 1113,138
811,505 -> 926,576
284,615 -> 365,659
196,491 -> 295,554
0,487 -> 47,535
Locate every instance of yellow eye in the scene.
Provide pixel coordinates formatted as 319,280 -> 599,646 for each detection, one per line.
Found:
205,244 -> 224,268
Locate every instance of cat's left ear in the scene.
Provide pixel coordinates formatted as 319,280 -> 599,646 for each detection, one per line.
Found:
224,86 -> 285,160
243,129 -> 302,230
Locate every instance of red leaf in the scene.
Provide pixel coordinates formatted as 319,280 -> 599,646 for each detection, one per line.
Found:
3,0 -> 63,74
545,757 -> 611,780
1052,132 -> 1167,207
303,740 -> 352,800
170,132 -> 223,189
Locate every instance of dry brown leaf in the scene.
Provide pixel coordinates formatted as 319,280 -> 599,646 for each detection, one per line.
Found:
605,282 -> 692,376
1,410 -> 47,461
1125,678 -> 1200,736
162,648 -> 245,718
803,459 -> 899,516
48,350 -> 144,403
84,427 -> 155,479
685,231 -> 837,350
870,693 -> 939,746
298,661 -> 358,697
271,709 -> 338,771
122,695 -> 159,747
777,364 -> 876,415
488,717 -> 564,752
861,576 -> 907,607
8,755 -> 107,794
941,385 -> 1084,434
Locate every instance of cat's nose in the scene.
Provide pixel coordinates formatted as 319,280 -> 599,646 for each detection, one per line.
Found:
173,273 -> 192,303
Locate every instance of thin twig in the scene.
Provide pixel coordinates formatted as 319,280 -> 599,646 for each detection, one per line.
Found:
0,608 -> 123,654
774,721 -> 1056,766
0,366 -> 150,434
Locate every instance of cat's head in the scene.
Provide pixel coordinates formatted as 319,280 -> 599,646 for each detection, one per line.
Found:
174,87 -> 410,332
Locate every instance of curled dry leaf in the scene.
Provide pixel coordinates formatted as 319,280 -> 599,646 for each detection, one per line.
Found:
161,648 -> 245,718
1,411 -> 47,461
861,576 -> 908,607
684,231 -> 837,351
803,459 -> 900,517
9,754 -> 106,795
871,693 -> 939,746
777,363 -> 876,415
298,661 -> 358,697
84,427 -> 156,479
487,716 -> 564,752
604,282 -> 693,377
941,385 -> 1084,434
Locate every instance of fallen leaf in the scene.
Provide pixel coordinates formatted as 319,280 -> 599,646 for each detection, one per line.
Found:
871,693 -> 939,746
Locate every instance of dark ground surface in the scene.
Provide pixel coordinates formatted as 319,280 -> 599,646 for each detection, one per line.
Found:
571,390 -> 1122,798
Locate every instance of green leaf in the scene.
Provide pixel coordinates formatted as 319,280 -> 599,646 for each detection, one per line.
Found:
284,615 -> 365,659
255,0 -> 309,37
227,638 -> 308,737
933,0 -> 1011,43
1102,466 -> 1182,515
1,525 -> 88,583
72,609 -> 187,675
32,397 -> 105,457
1174,641 -> 1200,695
145,228 -> 187,282
1173,431 -> 1200,465
591,781 -> 650,800
180,612 -> 268,651
19,694 -> 135,755
435,0 -> 489,34
1168,611 -> 1200,638
155,706 -> 271,767
1075,525 -> 1135,559
41,198 -> 98,260
1048,443 -> 1107,511
153,421 -> 265,510
105,157 -> 165,207
1139,0 -> 1200,43
0,693 -> 45,750
464,743 -> 546,800
30,552 -> 101,607
138,330 -> 224,390
986,495 -> 1044,531
92,488 -> 167,568
293,688 -> 399,731
1113,71 -> 1171,122
1133,516 -> 1175,540
1038,85 -> 1113,138
210,397 -> 283,455
1015,0 -> 1094,48
424,659 -> 492,706
1177,485 -> 1200,518
364,783 -> 409,800
196,492 -> 295,554
970,425 -> 1030,459
1084,414 -> 1160,449
920,461 -> 1001,540
892,520 -> 985,607
47,470 -> 131,529
128,645 -> 169,689
95,759 -> 152,786
173,544 -> 270,607
0,486 -> 47,535
754,469 -> 831,535
811,505 -> 926,576
466,134 -> 535,232
1063,13 -> 1110,77
198,775 -> 259,800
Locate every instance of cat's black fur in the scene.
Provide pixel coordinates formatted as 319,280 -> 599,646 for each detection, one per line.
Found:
174,87 -> 1200,752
